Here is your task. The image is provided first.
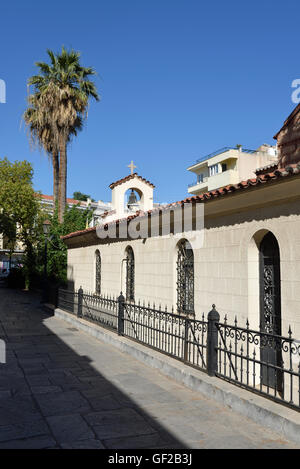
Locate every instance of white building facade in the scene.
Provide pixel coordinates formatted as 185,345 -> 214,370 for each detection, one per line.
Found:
63,164 -> 300,343
60,105 -> 300,409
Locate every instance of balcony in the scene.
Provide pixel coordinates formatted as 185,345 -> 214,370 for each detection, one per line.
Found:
194,146 -> 256,165
188,169 -> 239,195
188,177 -> 208,194
187,147 -> 257,174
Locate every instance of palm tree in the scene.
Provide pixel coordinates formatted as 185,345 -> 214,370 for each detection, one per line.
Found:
24,91 -> 83,208
26,47 -> 99,222
24,95 -> 60,205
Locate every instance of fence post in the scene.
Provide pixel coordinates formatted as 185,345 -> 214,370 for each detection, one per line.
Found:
54,286 -> 59,309
78,287 -> 83,318
184,318 -> 189,362
118,292 -> 125,336
57,288 -> 61,309
207,304 -> 220,376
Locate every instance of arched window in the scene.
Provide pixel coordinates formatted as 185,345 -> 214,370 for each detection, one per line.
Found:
259,231 -> 282,391
125,246 -> 135,301
259,232 -> 281,336
95,250 -> 101,296
176,240 -> 194,314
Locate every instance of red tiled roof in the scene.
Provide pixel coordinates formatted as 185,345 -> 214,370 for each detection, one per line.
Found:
41,194 -> 85,205
62,164 -> 300,241
62,211 -> 142,240
100,209 -> 116,218
255,163 -> 278,175
109,173 -> 155,189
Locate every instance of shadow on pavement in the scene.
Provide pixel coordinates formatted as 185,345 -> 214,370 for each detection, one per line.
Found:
0,287 -> 185,449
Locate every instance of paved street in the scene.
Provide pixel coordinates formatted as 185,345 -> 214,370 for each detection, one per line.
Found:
0,285 -> 298,449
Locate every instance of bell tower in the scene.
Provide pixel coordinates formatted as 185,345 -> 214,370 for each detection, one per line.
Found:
109,162 -> 155,220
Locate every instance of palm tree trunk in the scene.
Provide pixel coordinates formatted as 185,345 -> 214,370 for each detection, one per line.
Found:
58,136 -> 67,223
52,151 -> 59,209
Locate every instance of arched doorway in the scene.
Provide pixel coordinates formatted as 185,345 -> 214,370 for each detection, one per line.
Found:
259,231 -> 282,391
176,240 -> 194,314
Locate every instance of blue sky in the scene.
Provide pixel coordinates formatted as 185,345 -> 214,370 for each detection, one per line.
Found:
0,0 -> 299,204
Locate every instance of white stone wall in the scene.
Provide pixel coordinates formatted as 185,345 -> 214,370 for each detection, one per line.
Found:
67,198 -> 300,338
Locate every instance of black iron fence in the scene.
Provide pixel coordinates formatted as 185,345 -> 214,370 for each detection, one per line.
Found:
215,315 -> 300,411
57,288 -> 300,412
121,296 -> 207,371
57,289 -> 78,315
80,289 -> 119,330
58,288 -> 118,330
57,288 -> 208,371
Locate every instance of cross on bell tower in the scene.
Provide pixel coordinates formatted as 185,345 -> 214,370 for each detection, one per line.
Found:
128,160 -> 137,175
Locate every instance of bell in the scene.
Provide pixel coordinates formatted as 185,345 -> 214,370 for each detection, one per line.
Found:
128,189 -> 137,206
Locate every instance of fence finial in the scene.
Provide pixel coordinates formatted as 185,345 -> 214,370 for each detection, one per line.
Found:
208,304 -> 220,322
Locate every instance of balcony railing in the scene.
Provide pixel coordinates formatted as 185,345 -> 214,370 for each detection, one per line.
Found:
188,169 -> 239,190
188,177 -> 208,188
195,146 -> 256,165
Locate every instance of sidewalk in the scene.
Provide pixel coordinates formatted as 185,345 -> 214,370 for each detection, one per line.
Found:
0,286 -> 299,449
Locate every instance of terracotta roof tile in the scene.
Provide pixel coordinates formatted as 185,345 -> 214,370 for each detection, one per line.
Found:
62,163 -> 300,241
109,173 -> 155,189
41,194 -> 86,205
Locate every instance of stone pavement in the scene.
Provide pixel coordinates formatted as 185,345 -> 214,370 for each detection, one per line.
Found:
0,285 -> 299,449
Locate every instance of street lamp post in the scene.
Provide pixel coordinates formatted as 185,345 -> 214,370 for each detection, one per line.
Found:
42,220 -> 51,303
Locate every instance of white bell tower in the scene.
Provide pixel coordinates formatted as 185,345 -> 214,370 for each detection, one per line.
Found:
109,162 -> 155,220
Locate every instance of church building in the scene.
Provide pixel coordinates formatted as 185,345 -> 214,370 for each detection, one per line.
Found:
62,104 -> 300,344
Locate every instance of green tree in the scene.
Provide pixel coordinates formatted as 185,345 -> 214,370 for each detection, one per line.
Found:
23,93 -> 83,208
27,47 -> 100,222
23,98 -> 60,206
73,191 -> 95,202
0,213 -> 17,269
0,157 -> 44,288
45,204 -> 93,284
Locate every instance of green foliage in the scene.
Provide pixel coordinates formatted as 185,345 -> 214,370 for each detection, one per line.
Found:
30,47 -> 100,101
73,191 -> 95,202
45,204 -> 93,284
0,213 -> 17,253
0,157 -> 92,289
0,158 -> 43,237
0,157 -> 45,288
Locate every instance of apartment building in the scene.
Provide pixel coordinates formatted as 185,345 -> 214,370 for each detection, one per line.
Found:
187,144 -> 278,195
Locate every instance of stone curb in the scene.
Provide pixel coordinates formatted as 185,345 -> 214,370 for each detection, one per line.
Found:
54,308 -> 300,445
